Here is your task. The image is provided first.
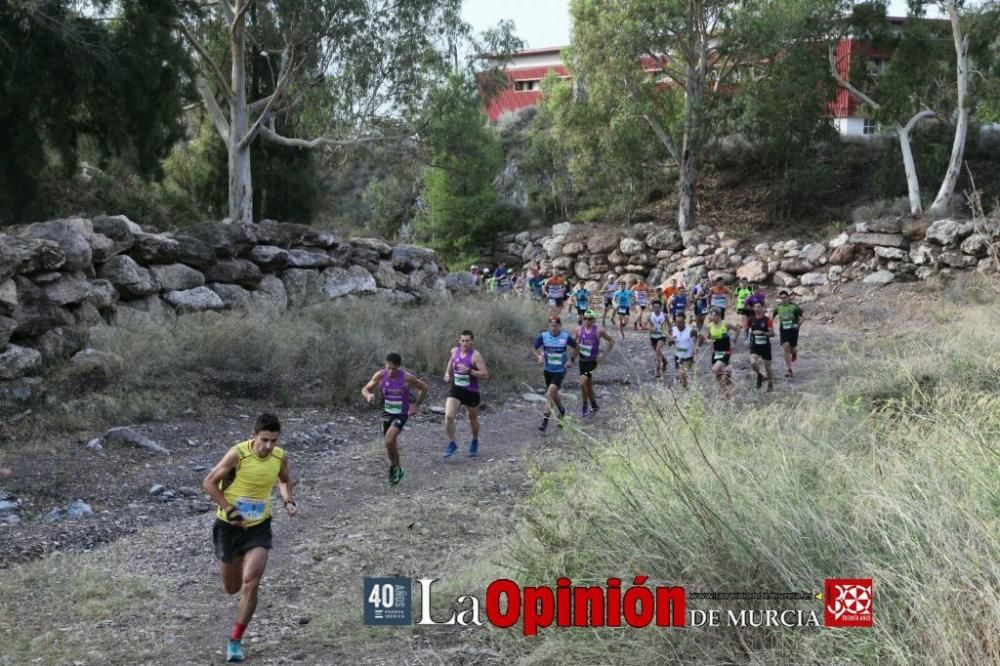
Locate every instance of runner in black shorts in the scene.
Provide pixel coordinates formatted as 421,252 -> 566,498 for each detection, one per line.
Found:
701,308 -> 741,399
773,290 -> 804,379
575,309 -> 616,416
202,413 -> 296,663
443,331 -> 489,458
362,353 -> 429,485
533,316 -> 578,431
747,301 -> 775,392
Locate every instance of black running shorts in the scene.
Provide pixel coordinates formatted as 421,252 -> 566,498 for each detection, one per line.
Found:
712,351 -> 732,366
674,356 -> 694,369
447,386 -> 481,408
579,360 -> 598,376
650,336 -> 665,349
750,345 -> 772,361
213,517 -> 272,563
779,328 -> 799,347
543,370 -> 565,388
382,414 -> 408,434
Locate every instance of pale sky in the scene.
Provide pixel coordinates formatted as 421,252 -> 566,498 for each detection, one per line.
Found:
461,0 -> 937,50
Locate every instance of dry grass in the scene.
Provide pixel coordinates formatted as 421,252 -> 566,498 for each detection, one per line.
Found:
488,300 -> 1000,664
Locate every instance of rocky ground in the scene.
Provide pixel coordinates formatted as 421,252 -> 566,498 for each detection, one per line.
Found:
0,284 -> 936,665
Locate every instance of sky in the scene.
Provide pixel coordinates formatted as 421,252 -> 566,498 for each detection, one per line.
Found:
461,0 -> 938,50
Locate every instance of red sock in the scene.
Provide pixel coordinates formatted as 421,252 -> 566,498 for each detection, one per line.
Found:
231,622 -> 247,641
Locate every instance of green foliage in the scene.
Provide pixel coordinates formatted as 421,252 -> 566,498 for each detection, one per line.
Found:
0,0 -> 190,224
415,73 -> 507,258
362,172 -> 419,240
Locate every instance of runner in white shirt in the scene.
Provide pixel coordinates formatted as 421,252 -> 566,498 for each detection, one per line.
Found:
667,312 -> 695,389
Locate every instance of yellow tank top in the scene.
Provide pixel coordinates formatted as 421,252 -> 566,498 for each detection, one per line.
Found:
216,440 -> 285,527
709,322 -> 728,340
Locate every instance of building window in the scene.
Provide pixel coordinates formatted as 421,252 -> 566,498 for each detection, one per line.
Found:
514,79 -> 540,92
863,118 -> 879,135
867,58 -> 886,77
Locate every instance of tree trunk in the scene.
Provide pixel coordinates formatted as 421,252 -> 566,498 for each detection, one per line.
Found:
677,31 -> 707,235
896,124 -> 923,216
228,5 -> 253,225
930,0 -> 969,217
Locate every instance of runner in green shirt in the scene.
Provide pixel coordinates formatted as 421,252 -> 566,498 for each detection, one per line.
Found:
773,290 -> 805,378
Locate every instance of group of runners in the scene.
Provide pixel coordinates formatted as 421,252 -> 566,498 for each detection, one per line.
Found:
201,272 -> 803,662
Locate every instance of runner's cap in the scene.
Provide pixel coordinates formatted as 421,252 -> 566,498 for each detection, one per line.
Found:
549,316 -> 561,324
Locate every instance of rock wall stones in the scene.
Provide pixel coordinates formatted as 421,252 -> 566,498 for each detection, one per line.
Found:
0,216 -> 447,381
493,216 -> 1000,296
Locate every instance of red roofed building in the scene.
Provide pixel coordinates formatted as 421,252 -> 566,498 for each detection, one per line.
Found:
483,47 -> 569,122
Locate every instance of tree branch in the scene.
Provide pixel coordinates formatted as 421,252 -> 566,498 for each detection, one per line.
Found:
828,42 -> 881,110
231,0 -> 252,34
902,109 -> 937,134
642,113 -> 680,165
196,76 -> 231,141
258,125 -> 410,149
220,0 -> 234,26
240,43 -> 296,148
177,22 -> 232,97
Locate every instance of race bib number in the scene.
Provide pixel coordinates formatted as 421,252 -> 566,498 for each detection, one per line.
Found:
676,345 -> 689,354
781,320 -> 795,329
235,497 -> 266,520
753,333 -> 768,345
546,353 -> 564,367
548,298 -> 557,307
384,399 -> 403,414
711,296 -> 726,307
713,351 -> 727,361
650,332 -> 664,340
617,306 -> 628,315
453,373 -> 470,387
580,344 -> 593,358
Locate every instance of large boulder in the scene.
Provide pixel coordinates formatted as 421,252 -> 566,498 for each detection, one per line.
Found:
42,272 -> 93,306
376,289 -> 419,306
67,348 -> 123,387
391,245 -> 436,272
874,246 -> 908,261
0,234 -> 65,281
828,244 -> 857,265
86,279 -> 118,309
849,233 -> 908,249
91,215 -> 141,253
938,251 -> 977,269
925,219 -> 973,246
281,269 -> 324,308
203,258 -> 262,288
321,266 -> 377,299
163,286 -> 226,313
130,233 -> 180,264
587,231 -> 621,254
445,271 -> 478,295
561,241 -> 586,256
901,219 -> 931,240
11,277 -> 75,336
256,220 -> 343,250
150,264 -> 205,292
645,229 -> 683,252
619,238 -> 645,255
800,243 -> 826,263
772,271 -> 799,288
23,219 -> 92,271
33,326 -> 87,362
250,275 -> 288,314
960,233 -> 989,257
88,233 -> 117,263
552,256 -> 574,270
351,238 -> 392,260
551,221 -> 573,236
542,237 -> 565,259
867,218 -> 903,234
70,301 -> 104,328
779,258 -> 813,275
185,222 -> 258,258
574,261 -> 591,280
99,255 -> 159,298
737,260 -> 769,282
170,234 -> 216,270
863,270 -> 895,285
286,248 -> 334,269
0,345 -> 42,380
112,295 -> 176,328
828,232 -> 851,249
372,261 -> 398,289
0,279 -> 16,315
248,245 -> 290,271
0,315 -> 15,348
208,283 -> 252,311
799,272 -> 828,287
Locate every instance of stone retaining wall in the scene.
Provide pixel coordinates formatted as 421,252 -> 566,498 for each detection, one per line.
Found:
0,216 -> 448,381
491,216 -> 999,293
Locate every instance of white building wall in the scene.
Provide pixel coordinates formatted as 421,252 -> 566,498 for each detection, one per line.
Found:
508,52 -> 564,69
835,117 -> 869,137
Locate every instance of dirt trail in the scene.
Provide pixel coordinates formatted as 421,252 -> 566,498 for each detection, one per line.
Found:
0,295 -> 861,666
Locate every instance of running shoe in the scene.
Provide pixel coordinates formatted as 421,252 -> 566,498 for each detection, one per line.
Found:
390,466 -> 405,485
767,381 -> 774,393
443,442 -> 458,459
468,440 -> 479,457
227,640 -> 245,663
756,372 -> 764,389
